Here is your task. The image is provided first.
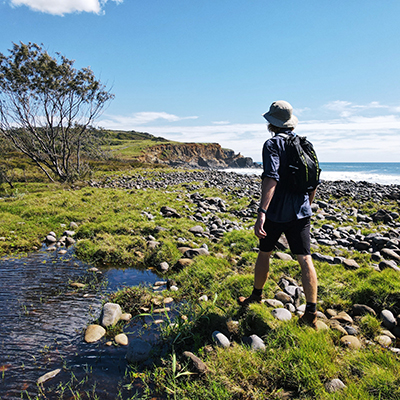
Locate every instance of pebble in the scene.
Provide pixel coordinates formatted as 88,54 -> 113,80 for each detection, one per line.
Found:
325,378 -> 346,393
340,335 -> 361,350
37,369 -> 62,385
263,299 -> 284,308
274,291 -> 293,304
115,333 -> 129,346
101,303 -> 122,327
381,309 -> 396,330
244,334 -> 266,351
271,308 -> 292,321
85,324 -> 106,343
212,331 -> 230,348
375,335 -> 392,347
183,351 -> 208,374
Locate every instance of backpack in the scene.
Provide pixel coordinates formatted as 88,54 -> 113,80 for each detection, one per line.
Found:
277,133 -> 321,193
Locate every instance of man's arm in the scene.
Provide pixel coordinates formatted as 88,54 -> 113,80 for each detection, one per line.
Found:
308,188 -> 317,205
254,177 -> 277,239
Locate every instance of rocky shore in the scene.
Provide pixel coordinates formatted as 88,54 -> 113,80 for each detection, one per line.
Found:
84,170 -> 400,389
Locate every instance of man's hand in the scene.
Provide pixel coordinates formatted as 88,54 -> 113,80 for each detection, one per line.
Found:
254,213 -> 267,239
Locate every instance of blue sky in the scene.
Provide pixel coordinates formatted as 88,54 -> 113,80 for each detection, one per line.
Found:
1,0 -> 400,162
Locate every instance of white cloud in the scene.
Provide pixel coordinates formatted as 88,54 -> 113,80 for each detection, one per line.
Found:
100,111 -> 198,127
9,0 -> 122,15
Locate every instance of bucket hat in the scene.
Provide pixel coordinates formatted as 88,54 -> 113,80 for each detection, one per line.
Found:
263,100 -> 298,129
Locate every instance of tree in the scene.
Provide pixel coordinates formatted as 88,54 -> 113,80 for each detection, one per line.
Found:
0,42 -> 114,182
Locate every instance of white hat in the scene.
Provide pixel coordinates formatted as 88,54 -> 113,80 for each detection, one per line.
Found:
262,100 -> 298,129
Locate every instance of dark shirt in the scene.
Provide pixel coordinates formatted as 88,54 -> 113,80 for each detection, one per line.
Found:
261,129 -> 312,223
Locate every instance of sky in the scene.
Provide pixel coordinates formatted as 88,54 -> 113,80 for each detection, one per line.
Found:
1,0 -> 400,162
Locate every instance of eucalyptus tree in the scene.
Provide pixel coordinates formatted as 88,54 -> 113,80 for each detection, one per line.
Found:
0,42 -> 114,182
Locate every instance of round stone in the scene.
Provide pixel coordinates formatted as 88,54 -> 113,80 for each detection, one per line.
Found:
85,324 -> 106,343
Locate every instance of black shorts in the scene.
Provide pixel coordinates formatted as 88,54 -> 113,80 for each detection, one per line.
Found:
259,217 -> 311,255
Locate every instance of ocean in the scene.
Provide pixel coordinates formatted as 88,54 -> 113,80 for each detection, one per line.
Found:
223,163 -> 400,186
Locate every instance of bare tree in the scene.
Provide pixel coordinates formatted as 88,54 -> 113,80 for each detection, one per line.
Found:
0,42 -> 114,182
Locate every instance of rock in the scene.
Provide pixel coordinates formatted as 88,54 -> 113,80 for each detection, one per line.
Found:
158,262 -> 169,272
160,206 -> 181,218
325,309 -> 337,318
312,253 -> 335,264
343,325 -> 358,336
263,299 -> 284,308
381,248 -> 400,263
275,252 -> 293,261
198,295 -> 208,302
70,222 -> 79,229
342,259 -> 360,270
58,249 -> 67,255
340,335 -> 361,350
182,351 -> 208,374
126,339 -> 152,363
352,304 -> 376,316
183,248 -> 210,258
46,235 -> 57,243
63,230 -> 75,237
329,321 -> 348,335
115,333 -> 129,346
284,285 -> 300,298
332,311 -> 353,324
147,240 -> 160,250
101,303 -> 122,327
65,237 -> 76,246
70,282 -> 85,288
375,335 -> 392,347
37,368 -> 62,384
271,308 -> 292,321
285,303 -> 296,313
120,313 -> 132,321
315,320 -> 329,330
243,334 -> 266,351
325,378 -> 346,393
163,297 -> 174,304
85,324 -> 106,343
381,309 -> 396,330
379,259 -> 400,271
212,331 -> 230,348
274,291 -> 293,304
176,258 -> 194,268
189,225 -> 204,234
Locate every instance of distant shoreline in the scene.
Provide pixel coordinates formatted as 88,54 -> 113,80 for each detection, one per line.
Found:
222,162 -> 400,186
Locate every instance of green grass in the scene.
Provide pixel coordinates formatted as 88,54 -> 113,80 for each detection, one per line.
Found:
2,162 -> 400,399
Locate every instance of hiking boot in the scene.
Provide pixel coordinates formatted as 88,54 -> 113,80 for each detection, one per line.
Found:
238,293 -> 262,307
299,310 -> 318,329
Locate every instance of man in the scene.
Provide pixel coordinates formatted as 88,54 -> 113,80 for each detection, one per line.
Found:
238,100 -> 319,328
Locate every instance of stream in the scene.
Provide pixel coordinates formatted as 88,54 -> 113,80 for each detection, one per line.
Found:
0,246 -> 161,399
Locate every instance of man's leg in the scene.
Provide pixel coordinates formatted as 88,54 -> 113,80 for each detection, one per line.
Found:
297,254 -> 318,328
296,254 -> 317,303
254,250 -> 273,289
238,250 -> 272,306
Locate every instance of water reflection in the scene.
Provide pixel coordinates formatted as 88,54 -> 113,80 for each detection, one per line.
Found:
0,247 -> 159,399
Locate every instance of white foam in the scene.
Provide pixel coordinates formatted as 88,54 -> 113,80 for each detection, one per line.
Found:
221,168 -> 400,185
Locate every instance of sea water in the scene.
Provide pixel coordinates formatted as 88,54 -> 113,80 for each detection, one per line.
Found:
223,163 -> 400,186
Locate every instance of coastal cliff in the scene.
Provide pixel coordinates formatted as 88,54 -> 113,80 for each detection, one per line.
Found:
138,142 -> 259,169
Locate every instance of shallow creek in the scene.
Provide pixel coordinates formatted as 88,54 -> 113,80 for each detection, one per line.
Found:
0,246 -> 160,399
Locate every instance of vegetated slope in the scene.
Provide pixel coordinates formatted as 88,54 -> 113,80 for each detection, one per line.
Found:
102,130 -> 259,169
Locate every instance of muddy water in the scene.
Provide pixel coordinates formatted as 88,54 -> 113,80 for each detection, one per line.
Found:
0,247 -> 160,399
